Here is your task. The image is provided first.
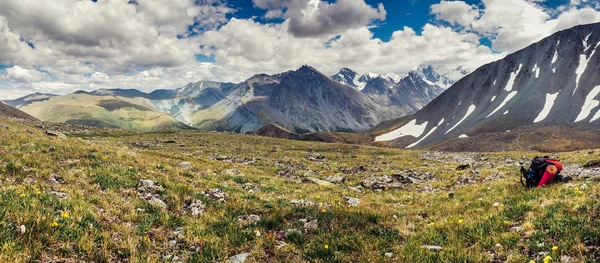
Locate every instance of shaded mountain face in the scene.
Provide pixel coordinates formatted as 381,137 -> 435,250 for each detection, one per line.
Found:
375,22 -> 600,149
3,93 -> 57,108
8,65 -> 443,133
0,101 -> 37,120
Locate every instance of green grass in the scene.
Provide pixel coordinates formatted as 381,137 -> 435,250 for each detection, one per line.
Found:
0,117 -> 598,262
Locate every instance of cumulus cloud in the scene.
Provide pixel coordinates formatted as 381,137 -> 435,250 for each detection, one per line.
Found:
431,1 -> 480,26
6,66 -> 51,83
253,0 -> 386,38
432,0 -> 600,52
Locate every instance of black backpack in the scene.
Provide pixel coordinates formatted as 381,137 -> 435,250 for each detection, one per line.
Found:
520,156 -> 557,188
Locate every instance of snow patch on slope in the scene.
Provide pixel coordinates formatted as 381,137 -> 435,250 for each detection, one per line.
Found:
405,118 -> 446,148
532,63 -> 540,78
458,134 -> 468,138
575,85 -> 600,122
487,91 -> 518,118
533,92 -> 559,123
445,104 -> 476,134
504,64 -> 522,92
551,40 -> 560,64
574,41 -> 599,95
375,119 -> 429,142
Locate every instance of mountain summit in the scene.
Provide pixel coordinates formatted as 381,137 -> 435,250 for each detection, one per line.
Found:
375,22 -> 600,150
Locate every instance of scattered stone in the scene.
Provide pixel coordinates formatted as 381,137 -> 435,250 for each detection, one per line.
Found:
223,168 -> 242,176
510,226 -> 521,232
580,183 -> 589,190
306,151 -> 326,162
149,198 -> 167,208
49,191 -> 68,199
202,189 -> 227,203
275,241 -> 288,250
238,214 -> 261,226
186,200 -> 205,216
303,220 -> 318,231
344,197 -> 361,207
131,141 -> 162,148
137,179 -> 167,208
210,156 -> 256,165
456,164 -> 470,170
362,171 -> 431,190
303,177 -> 334,187
324,175 -> 346,184
275,167 -> 300,180
241,183 -> 259,193
494,243 -> 503,249
560,255 -> 576,263
0,124 -> 9,129
340,165 -> 366,174
18,225 -> 25,235
349,186 -> 363,193
270,145 -> 281,152
178,162 -> 192,170
49,175 -> 65,184
421,245 -> 443,251
45,130 -> 66,139
584,160 -> 600,168
290,199 -> 314,207
169,240 -> 177,248
384,252 -> 394,258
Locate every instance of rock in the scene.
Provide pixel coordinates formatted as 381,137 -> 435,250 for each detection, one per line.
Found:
49,191 -> 68,199
238,214 -> 261,226
275,241 -> 288,249
178,162 -> 192,170
290,199 -> 314,207
384,252 -> 394,258
560,255 -> 576,263
303,177 -> 334,187
510,226 -> 521,232
45,130 -> 66,139
580,183 -> 589,190
18,225 -> 25,235
583,160 -> 600,168
456,164 -> 470,170
494,243 -> 503,249
324,175 -> 346,184
340,165 -> 366,174
228,252 -> 250,263
137,179 -> 166,208
303,220 -> 318,231
202,189 -> 227,203
169,240 -> 177,248
306,151 -> 326,162
49,175 -> 65,184
187,200 -> 205,216
241,183 -> 259,193
137,179 -> 164,193
223,169 -> 242,176
421,245 -> 443,251
149,198 -> 167,208
210,156 -> 256,165
344,197 -> 361,207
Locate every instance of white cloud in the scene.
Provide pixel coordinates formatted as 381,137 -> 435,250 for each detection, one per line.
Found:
253,0 -> 386,37
431,1 -> 480,26
432,0 -> 600,53
6,66 -> 50,83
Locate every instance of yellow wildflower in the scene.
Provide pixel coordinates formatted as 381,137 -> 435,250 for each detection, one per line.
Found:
543,256 -> 552,263
61,212 -> 69,219
552,246 -> 558,251
50,221 -> 58,227
19,193 -> 26,198
144,235 -> 151,242
324,244 -> 329,249
321,208 -> 327,213
529,261 -> 535,263
458,219 -> 464,224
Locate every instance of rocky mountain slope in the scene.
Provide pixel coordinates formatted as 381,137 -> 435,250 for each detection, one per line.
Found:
375,22 -> 600,150
0,101 -> 37,120
6,65 -> 448,133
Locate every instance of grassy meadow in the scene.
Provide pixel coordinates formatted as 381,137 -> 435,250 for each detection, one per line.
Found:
0,117 -> 599,262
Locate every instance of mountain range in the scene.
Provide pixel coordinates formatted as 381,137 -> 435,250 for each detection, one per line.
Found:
4,65 -> 462,133
374,22 -> 600,151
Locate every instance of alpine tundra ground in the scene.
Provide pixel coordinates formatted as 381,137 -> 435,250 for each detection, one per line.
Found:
1,117 -> 600,263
